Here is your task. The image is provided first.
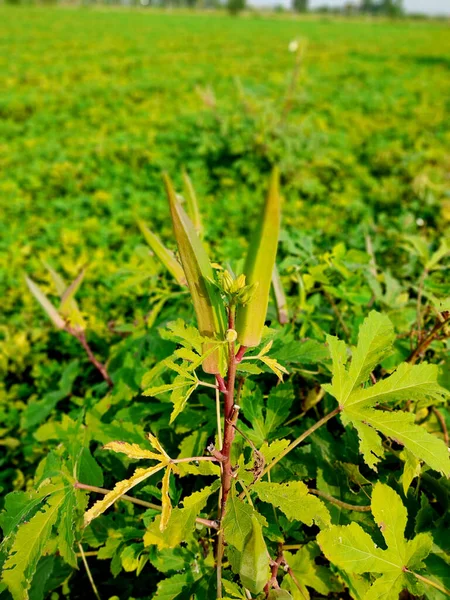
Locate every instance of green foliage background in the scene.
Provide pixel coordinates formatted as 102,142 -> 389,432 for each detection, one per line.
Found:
0,7 -> 449,600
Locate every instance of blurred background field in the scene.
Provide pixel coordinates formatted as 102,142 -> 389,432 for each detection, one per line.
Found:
2,8 -> 449,324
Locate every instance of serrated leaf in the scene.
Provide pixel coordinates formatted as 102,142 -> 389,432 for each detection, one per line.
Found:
165,173 -> 226,374
236,167 -> 281,347
103,440 -> 163,461
84,463 -> 168,526
160,466 -> 172,532
153,571 -> 200,600
401,450 -> 421,496
239,514 -> 270,594
169,380 -> 198,423
144,482 -> 219,549
325,311 -> 450,475
25,276 -> 66,330
259,355 -> 289,382
2,490 -> 65,600
222,493 -> 254,552
282,545 -> 342,599
317,483 -> 433,600
138,219 -> 187,286
147,432 -> 171,460
253,481 -> 331,529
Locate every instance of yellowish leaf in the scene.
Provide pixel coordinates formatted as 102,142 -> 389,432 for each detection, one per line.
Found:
160,465 -> 172,532
103,441 -> 163,461
84,463 -> 167,526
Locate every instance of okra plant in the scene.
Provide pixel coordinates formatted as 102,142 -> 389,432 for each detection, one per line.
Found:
1,171 -> 450,600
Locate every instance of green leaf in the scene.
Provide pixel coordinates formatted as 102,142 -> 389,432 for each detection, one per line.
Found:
282,544 -> 342,599
401,450 -> 421,496
144,482 -> 219,550
153,571 -> 201,600
236,167 -> 281,347
222,493 -> 254,552
253,481 -> 331,529
268,591 -> 293,599
21,360 -> 80,429
317,483 -> 433,599
238,515 -> 270,594
164,173 -> 226,374
325,311 -> 450,475
2,489 -> 65,600
25,276 -> 66,330
137,219 -> 187,286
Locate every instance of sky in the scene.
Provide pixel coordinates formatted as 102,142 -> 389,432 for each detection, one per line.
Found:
248,0 -> 450,15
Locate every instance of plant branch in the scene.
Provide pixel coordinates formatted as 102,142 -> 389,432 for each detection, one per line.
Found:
260,406 -> 340,479
431,407 -> 449,446
216,305 -> 240,599
68,327 -> 113,387
78,542 -> 101,600
406,570 -> 450,597
406,314 -> 449,364
74,481 -> 218,529
310,489 -> 371,512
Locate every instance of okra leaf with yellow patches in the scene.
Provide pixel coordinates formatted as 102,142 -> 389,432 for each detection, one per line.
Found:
169,380 -> 198,423
84,463 -> 168,526
144,481 -> 219,549
236,167 -> 281,348
1,479 -> 83,600
318,483 -> 433,599
164,173 -> 226,374
324,311 -> 450,475
137,219 -> 187,286
160,465 -> 172,532
102,441 -> 163,461
253,481 -> 331,529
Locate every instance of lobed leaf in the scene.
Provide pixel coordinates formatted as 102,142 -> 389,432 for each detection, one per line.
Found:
84,463 -> 168,526
253,481 -> 331,529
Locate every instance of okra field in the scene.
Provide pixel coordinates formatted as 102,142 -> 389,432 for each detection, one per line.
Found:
0,7 -> 449,600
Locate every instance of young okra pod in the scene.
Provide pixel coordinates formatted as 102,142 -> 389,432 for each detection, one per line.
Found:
236,167 -> 281,348
164,174 -> 227,374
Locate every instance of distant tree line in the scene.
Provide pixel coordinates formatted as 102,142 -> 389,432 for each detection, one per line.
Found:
0,0 -> 409,19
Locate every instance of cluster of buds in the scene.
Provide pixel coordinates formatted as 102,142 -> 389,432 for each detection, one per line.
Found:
219,270 -> 259,307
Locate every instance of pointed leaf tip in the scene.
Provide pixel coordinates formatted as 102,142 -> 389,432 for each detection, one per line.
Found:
164,173 -> 226,374
236,167 -> 281,347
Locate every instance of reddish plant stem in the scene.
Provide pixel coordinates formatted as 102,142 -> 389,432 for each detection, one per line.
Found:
68,327 -> 113,387
220,307 -> 238,514
406,314 -> 449,365
235,345 -> 247,363
431,407 -> 449,447
264,544 -> 284,596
